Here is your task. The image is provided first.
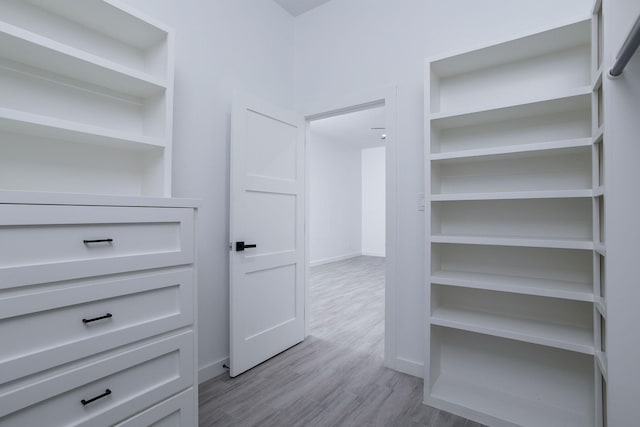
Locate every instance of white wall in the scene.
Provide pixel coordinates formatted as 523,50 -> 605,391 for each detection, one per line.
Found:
362,147 -> 385,256
602,0 -> 640,424
309,131 -> 362,264
294,0 -> 592,373
114,0 -> 598,383
118,0 -> 294,381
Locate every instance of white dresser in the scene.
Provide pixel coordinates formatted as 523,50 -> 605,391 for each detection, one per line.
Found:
0,192 -> 198,426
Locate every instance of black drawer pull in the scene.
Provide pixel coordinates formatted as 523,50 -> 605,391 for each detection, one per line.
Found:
81,389 -> 111,406
83,238 -> 113,245
82,313 -> 113,324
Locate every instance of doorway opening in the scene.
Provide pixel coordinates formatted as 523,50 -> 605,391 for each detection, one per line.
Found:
308,106 -> 386,357
303,87 -> 397,369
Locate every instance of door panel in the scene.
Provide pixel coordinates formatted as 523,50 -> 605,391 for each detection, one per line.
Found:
229,93 -> 305,377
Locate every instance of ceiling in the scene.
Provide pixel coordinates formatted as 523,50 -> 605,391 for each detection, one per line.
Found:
273,0 -> 333,16
310,106 -> 386,149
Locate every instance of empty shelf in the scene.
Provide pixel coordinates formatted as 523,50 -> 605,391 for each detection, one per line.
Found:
431,306 -> 594,354
431,270 -> 593,301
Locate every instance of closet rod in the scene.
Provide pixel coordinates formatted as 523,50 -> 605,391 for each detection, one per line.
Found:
609,13 -> 640,78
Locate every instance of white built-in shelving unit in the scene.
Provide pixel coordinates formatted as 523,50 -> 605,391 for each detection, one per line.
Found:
0,2 -> 198,425
0,0 -> 174,197
425,15 -> 605,427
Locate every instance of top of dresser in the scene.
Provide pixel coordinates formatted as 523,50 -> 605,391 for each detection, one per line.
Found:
0,190 -> 200,208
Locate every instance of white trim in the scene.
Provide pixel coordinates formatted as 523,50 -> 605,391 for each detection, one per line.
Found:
309,252 -> 361,267
0,190 -> 200,207
304,85 -> 399,373
395,357 -> 424,378
198,357 -> 229,384
361,252 -> 385,258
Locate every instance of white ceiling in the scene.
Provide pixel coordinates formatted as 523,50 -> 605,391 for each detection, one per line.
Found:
273,0 -> 333,16
310,107 -> 386,149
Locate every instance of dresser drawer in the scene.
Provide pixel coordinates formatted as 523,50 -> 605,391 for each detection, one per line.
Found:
0,269 -> 194,386
0,205 -> 194,288
0,331 -> 194,426
114,388 -> 196,427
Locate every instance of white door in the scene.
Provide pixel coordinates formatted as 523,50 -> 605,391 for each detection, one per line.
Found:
229,93 -> 305,377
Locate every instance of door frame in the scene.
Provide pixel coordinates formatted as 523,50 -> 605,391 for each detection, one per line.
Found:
303,86 -> 398,368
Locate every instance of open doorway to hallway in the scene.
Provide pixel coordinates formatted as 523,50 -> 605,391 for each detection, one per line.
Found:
308,105 -> 386,358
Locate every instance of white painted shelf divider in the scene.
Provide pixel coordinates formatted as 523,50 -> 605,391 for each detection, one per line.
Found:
0,108 -> 165,150
431,270 -> 594,301
430,306 -> 594,354
429,86 -> 592,123
431,235 -> 594,250
0,22 -> 167,97
430,137 -> 591,160
430,189 -> 593,201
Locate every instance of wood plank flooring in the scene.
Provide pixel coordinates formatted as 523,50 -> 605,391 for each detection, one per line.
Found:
199,256 -> 481,426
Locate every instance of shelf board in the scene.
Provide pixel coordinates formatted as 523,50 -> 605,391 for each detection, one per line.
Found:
430,138 -> 592,161
429,375 -> 592,427
431,306 -> 594,354
431,234 -> 594,250
592,65 -> 603,90
0,190 -> 199,207
32,0 -> 171,48
429,87 -> 592,127
594,243 -> 606,256
593,186 -> 605,197
428,18 -> 589,76
593,127 -> 604,143
0,108 -> 165,151
595,297 -> 607,318
0,22 -> 166,97
431,189 -> 593,201
431,270 -> 593,302
596,351 -> 608,381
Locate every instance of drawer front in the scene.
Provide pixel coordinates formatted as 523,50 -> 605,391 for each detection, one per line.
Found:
0,331 -> 194,426
0,205 -> 194,288
114,388 -> 196,427
0,269 -> 194,385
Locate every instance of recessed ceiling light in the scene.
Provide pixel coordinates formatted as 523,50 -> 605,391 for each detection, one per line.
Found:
381,133 -> 387,140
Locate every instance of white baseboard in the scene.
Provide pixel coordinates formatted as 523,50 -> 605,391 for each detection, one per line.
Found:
361,251 -> 385,257
309,252 -> 361,267
198,356 -> 229,383
394,356 -> 424,378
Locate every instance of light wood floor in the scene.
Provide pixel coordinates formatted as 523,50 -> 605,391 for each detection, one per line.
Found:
199,256 -> 481,426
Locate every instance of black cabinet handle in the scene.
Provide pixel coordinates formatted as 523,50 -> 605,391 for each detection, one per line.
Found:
81,389 -> 111,406
235,241 -> 257,252
83,239 -> 113,245
82,313 -> 113,324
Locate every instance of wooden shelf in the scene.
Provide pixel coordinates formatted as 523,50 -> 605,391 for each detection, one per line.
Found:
431,189 -> 592,201
0,23 -> 167,98
595,297 -> 607,318
0,0 -> 174,197
431,306 -> 594,354
429,375 -> 593,427
596,351 -> 608,381
430,138 -> 591,161
431,270 -> 593,302
591,65 -> 603,90
431,235 -> 594,250
593,186 -> 605,197
0,108 -> 165,150
592,127 -> 604,143
430,87 -> 592,127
